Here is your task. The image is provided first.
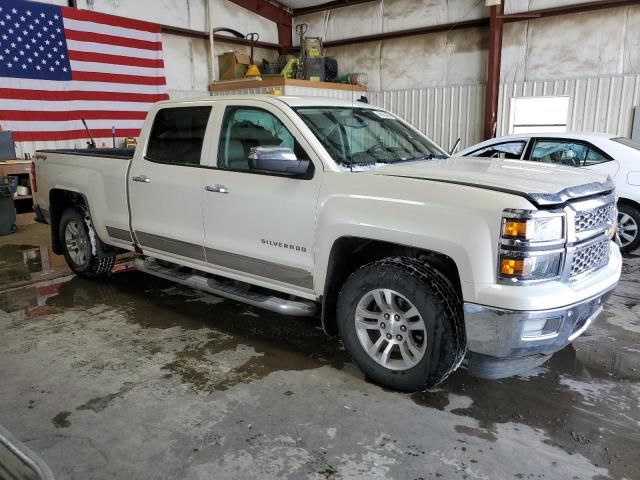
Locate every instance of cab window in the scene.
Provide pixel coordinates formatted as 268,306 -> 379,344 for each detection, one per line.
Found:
469,141 -> 526,159
217,107 -> 310,173
146,106 -> 211,165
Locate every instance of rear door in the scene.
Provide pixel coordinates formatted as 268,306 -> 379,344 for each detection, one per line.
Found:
200,99 -> 322,296
129,105 -> 213,265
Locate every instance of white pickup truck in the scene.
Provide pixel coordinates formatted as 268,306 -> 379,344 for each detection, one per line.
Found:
33,95 -> 622,391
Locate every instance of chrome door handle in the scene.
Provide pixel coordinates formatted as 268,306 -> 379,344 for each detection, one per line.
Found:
205,184 -> 229,194
132,175 -> 150,183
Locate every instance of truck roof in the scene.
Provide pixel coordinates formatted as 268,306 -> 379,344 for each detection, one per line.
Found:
156,94 -> 377,109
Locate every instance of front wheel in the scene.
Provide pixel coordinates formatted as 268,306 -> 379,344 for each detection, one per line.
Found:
617,203 -> 640,254
337,257 -> 466,392
59,208 -> 115,278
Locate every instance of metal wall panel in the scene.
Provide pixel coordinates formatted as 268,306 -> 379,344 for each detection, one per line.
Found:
497,74 -> 640,138
368,84 -> 486,151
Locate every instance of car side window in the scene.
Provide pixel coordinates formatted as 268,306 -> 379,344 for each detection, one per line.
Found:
584,145 -> 612,166
146,106 -> 212,165
218,106 -> 310,172
469,141 -> 526,159
530,140 -> 588,167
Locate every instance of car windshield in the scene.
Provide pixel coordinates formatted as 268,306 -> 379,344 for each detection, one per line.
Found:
612,137 -> 640,152
294,107 -> 447,170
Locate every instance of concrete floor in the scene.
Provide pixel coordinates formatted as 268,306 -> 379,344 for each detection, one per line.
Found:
0,224 -> 639,480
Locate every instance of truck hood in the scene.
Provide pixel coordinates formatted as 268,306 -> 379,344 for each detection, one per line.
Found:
369,157 -> 614,206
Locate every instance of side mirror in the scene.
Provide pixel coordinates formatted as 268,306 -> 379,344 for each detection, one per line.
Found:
248,146 -> 310,176
450,138 -> 461,156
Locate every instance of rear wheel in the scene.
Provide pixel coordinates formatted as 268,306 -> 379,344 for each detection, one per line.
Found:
617,203 -> 640,254
59,208 -> 115,278
337,257 -> 466,392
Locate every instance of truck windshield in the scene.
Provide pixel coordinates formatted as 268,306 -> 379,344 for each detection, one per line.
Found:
294,107 -> 447,170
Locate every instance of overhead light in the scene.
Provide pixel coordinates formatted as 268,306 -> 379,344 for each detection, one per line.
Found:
485,0 -> 502,6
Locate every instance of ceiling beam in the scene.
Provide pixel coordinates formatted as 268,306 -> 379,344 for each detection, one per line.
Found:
502,0 -> 640,21
293,0 -> 376,17
160,25 -> 281,50
322,18 -> 489,48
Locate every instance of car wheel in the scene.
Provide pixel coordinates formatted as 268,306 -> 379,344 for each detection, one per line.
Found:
59,207 -> 115,278
617,203 -> 640,254
337,257 -> 466,392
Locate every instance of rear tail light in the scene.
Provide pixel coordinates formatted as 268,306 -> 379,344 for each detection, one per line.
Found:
31,161 -> 37,193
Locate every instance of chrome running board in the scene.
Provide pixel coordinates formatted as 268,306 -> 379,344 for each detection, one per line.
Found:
134,257 -> 317,317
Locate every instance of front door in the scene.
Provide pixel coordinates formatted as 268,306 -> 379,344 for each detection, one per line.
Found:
201,100 -> 322,296
129,105 -> 212,265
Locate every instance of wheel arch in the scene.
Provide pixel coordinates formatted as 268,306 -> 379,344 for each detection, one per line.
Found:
320,236 -> 462,336
617,196 -> 640,210
49,189 -> 91,255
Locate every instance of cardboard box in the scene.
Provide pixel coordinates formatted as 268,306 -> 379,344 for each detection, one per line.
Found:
218,52 -> 251,81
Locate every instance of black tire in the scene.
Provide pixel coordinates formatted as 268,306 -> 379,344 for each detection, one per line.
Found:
59,207 -> 115,279
337,257 -> 466,392
618,203 -> 640,254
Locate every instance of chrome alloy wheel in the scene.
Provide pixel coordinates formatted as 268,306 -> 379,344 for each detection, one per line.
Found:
354,288 -> 427,371
617,211 -> 638,249
64,220 -> 90,266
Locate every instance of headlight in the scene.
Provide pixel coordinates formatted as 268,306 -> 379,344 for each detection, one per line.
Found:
499,209 -> 566,283
499,251 -> 563,282
502,210 -> 565,244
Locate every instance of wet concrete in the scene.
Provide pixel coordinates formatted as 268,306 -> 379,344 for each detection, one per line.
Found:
0,223 -> 639,479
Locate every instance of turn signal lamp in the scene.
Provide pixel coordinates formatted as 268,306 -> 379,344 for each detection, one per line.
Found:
503,219 -> 527,239
500,258 -> 528,277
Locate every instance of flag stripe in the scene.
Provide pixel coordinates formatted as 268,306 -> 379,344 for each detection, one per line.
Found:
4,119 -> 145,132
70,60 -> 165,77
63,18 -> 160,43
0,87 -> 167,103
61,6 -> 160,34
65,29 -> 162,51
72,71 -> 166,86
0,77 -> 169,94
0,98 -> 155,111
68,50 -> 165,68
66,39 -> 163,60
0,110 -> 148,121
12,128 -> 143,142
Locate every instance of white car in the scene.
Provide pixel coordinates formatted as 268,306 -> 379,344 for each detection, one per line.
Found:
458,133 -> 640,253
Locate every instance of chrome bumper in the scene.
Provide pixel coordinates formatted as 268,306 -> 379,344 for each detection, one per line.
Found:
463,286 -> 616,359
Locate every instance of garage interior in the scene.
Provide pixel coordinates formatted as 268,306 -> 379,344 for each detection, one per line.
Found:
1,0 -> 640,479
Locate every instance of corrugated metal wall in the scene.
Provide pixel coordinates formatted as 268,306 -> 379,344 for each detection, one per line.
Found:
366,73 -> 640,152
368,84 -> 486,151
497,74 -> 640,138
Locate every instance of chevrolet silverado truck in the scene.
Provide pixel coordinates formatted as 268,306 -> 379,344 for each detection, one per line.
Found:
32,96 -> 622,392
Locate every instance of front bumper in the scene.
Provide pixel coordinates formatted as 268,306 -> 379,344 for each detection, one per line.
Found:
463,286 -> 615,359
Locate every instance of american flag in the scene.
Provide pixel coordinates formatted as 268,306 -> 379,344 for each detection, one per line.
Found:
0,0 -> 169,142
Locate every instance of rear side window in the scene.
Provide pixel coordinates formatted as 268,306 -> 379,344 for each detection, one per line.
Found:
146,106 -> 212,165
469,141 -> 526,159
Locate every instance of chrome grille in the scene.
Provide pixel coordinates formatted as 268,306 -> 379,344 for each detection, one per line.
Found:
575,204 -> 615,234
570,239 -> 610,278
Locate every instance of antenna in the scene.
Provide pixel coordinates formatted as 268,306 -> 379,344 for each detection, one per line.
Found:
81,119 -> 97,149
